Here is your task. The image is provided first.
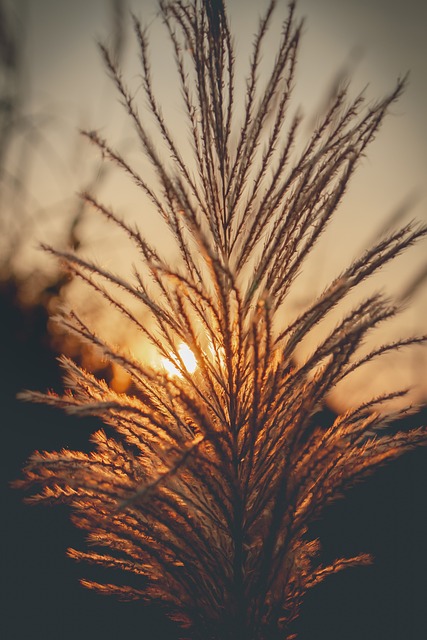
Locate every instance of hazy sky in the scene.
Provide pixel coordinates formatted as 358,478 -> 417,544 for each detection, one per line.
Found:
9,0 -> 427,408
22,0 -> 427,253
24,0 -> 427,173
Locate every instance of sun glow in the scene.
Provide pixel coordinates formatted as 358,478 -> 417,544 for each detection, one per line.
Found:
161,343 -> 197,377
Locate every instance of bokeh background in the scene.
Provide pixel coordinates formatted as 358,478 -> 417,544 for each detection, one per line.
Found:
2,1 -> 426,638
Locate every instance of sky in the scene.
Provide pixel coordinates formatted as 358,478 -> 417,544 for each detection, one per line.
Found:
24,0 -> 427,206
20,0 -> 427,223
5,0 -> 427,408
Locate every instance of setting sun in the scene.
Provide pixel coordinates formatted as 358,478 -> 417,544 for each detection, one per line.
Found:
161,343 -> 197,377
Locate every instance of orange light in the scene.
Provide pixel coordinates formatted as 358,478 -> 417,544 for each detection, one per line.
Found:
162,343 -> 197,377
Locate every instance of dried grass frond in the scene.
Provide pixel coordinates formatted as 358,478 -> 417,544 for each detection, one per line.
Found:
18,2 -> 426,639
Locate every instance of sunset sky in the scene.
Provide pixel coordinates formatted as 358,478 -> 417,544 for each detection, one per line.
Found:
25,0 -> 427,212
8,0 -> 427,407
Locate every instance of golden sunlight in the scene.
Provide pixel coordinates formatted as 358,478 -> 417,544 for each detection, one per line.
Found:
161,343 -> 197,377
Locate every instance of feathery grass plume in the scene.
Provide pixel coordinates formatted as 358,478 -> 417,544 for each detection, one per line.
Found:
17,1 -> 427,638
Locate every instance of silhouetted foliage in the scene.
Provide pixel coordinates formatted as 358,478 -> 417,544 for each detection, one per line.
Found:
17,2 -> 427,639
